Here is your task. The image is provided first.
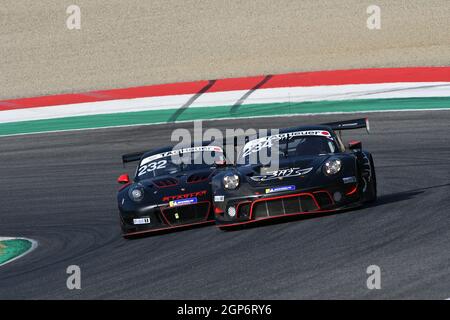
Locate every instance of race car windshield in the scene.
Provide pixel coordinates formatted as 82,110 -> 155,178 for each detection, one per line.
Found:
136,146 -> 224,179
238,131 -> 337,165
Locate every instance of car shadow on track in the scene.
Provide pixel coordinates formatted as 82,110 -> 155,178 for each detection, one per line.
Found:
219,185 -> 446,232
367,190 -> 424,208
366,182 -> 450,209
217,208 -> 365,232
123,221 -> 215,240
124,184 -> 449,238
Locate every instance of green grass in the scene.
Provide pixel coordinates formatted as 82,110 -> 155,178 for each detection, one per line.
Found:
0,239 -> 33,265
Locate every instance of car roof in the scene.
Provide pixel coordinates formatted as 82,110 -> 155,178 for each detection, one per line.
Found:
140,141 -> 222,159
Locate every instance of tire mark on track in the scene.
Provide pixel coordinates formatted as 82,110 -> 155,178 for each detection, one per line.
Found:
230,75 -> 273,114
168,80 -> 216,122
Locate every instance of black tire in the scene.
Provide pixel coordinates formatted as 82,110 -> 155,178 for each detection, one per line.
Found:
365,155 -> 377,203
119,216 -> 132,239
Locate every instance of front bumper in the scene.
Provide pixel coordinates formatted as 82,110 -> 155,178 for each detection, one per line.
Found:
213,183 -> 362,228
120,200 -> 213,236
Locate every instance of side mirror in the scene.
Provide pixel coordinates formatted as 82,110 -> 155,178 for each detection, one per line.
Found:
214,158 -> 227,168
117,174 -> 130,184
348,140 -> 362,151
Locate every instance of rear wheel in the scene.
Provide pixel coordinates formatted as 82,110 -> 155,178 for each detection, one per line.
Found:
365,155 -> 377,203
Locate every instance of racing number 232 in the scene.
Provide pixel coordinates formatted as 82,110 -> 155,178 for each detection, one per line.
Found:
138,160 -> 167,176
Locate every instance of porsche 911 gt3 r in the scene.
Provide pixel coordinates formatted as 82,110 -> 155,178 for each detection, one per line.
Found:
212,118 -> 376,229
117,144 -> 225,238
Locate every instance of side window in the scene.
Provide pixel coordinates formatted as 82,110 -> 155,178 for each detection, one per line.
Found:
289,140 -> 298,151
287,139 -> 301,156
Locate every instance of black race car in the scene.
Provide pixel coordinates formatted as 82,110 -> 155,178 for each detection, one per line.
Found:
117,144 -> 225,238
212,118 -> 376,229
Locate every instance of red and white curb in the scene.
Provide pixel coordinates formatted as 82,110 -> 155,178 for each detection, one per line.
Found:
1,67 -> 450,123
1,82 -> 450,123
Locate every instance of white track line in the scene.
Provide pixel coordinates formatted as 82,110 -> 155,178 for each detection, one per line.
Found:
0,237 -> 38,267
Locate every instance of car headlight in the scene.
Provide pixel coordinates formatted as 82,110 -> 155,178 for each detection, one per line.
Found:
129,185 -> 145,202
223,174 -> 240,189
323,158 -> 342,176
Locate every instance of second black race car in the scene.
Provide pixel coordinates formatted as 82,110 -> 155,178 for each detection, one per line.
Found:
212,118 -> 377,229
117,143 -> 226,238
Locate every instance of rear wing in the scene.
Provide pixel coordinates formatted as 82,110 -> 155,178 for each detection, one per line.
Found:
121,142 -> 224,166
122,151 -> 145,165
322,118 -> 370,134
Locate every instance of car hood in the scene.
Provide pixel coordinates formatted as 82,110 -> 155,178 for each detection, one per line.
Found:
130,169 -> 214,205
238,155 -> 332,188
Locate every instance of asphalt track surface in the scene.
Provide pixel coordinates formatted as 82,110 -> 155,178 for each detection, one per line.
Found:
0,110 -> 449,299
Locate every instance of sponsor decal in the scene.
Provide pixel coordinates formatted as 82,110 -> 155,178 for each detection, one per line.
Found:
251,167 -> 313,182
265,185 -> 296,194
242,130 -> 332,157
343,176 -> 357,184
133,217 -> 151,225
169,197 -> 198,207
214,195 -> 225,202
162,190 -> 207,202
141,146 -> 223,166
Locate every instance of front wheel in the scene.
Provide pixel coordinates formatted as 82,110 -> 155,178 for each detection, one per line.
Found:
119,216 -> 133,239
